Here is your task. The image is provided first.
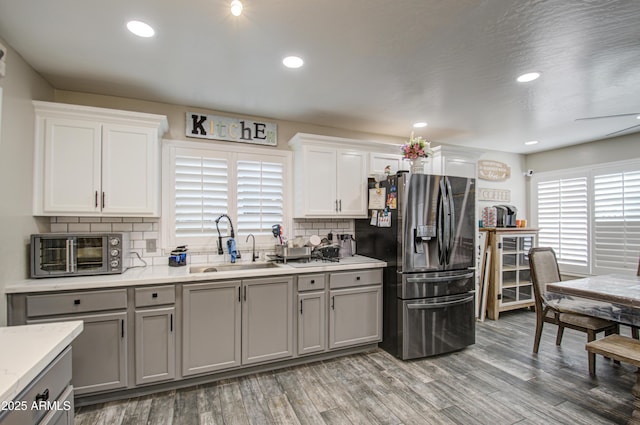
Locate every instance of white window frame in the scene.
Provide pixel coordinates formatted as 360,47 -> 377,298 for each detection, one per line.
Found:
162,139 -> 292,253
530,158 -> 640,276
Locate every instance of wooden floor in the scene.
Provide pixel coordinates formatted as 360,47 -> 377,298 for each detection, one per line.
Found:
75,310 -> 636,425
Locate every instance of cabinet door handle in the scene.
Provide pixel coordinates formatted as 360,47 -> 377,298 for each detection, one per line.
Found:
339,199 -> 342,212
170,314 -> 173,332
35,388 -> 49,403
121,319 -> 124,338
238,286 -> 241,303
243,286 -> 247,301
331,296 -> 335,310
300,300 -> 303,314
335,200 -> 338,212
102,192 -> 105,208
95,191 -> 99,208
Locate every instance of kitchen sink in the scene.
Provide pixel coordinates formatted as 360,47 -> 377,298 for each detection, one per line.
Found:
189,262 -> 280,273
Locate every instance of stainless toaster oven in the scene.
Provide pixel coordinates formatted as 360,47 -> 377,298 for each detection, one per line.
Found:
30,233 -> 130,278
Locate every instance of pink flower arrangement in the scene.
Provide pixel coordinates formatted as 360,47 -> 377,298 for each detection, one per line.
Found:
401,132 -> 432,160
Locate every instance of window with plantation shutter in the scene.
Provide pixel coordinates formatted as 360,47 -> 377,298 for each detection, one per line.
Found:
592,169 -> 640,274
174,155 -> 228,238
536,177 -> 589,273
237,160 -> 284,235
165,142 -> 290,251
531,159 -> 640,276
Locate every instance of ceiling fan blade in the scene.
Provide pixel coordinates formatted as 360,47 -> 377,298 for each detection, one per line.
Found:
606,123 -> 640,137
576,113 -> 640,121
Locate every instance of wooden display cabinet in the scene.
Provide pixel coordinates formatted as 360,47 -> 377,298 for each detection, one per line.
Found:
483,228 -> 539,320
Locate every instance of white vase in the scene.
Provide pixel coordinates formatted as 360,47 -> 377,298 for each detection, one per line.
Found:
410,158 -> 424,173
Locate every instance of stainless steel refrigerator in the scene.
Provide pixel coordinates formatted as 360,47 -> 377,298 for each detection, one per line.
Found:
355,172 -> 476,359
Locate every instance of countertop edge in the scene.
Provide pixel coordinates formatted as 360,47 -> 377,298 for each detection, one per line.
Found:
0,321 -> 83,403
5,256 -> 387,294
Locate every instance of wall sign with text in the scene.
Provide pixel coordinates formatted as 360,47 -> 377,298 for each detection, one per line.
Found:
478,187 -> 511,202
478,160 -> 511,181
186,112 -> 277,146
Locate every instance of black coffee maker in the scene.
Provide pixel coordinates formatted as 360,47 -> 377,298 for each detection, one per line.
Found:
495,205 -> 518,227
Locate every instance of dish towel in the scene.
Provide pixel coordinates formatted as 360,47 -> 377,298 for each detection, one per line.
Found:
227,238 -> 238,263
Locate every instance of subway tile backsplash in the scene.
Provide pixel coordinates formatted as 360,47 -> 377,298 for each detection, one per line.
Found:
48,217 -> 355,267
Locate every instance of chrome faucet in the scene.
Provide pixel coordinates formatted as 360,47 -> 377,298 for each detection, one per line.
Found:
246,234 -> 258,262
214,214 -> 241,259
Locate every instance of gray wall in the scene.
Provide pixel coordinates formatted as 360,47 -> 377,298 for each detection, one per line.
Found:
0,38 -> 54,325
526,132 -> 640,173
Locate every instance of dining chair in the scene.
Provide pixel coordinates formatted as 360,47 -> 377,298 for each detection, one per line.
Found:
529,247 -> 619,372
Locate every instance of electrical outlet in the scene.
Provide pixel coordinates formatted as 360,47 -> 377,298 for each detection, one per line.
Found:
146,239 -> 157,253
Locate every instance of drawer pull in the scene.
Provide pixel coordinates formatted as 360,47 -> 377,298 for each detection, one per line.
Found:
35,388 -> 49,403
74,299 -> 81,305
152,293 -> 158,298
356,276 -> 361,281
310,280 -> 315,284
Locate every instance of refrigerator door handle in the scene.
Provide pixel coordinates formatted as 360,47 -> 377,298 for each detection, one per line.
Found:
445,177 -> 455,264
406,295 -> 474,310
440,179 -> 451,265
437,179 -> 446,264
406,271 -> 474,283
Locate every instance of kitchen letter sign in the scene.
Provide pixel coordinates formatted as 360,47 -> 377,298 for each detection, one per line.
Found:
186,112 -> 277,146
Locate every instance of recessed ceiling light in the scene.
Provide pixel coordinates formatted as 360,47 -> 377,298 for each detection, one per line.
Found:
413,122 -> 428,128
517,72 -> 541,83
230,0 -> 243,16
127,20 -> 155,38
283,56 -> 304,69
525,140 -> 539,145
637,115 -> 640,120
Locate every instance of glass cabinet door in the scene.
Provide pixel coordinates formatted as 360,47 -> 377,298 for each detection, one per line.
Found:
499,233 -> 536,306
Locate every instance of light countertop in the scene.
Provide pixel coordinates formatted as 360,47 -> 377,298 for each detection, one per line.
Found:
0,321 -> 83,403
5,255 -> 386,294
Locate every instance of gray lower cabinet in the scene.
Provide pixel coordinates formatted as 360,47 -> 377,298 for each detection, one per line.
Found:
22,289 -> 128,395
297,273 -> 327,356
329,270 -> 383,350
242,276 -> 294,365
134,285 -> 176,385
298,291 -> 326,355
0,347 -> 73,425
135,307 -> 175,385
182,277 -> 294,374
182,281 -> 242,376
29,312 -> 128,395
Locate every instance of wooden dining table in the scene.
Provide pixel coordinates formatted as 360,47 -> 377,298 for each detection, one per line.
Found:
546,273 -> 640,425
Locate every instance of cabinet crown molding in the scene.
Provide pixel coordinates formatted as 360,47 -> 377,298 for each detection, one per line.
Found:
33,101 -> 168,134
288,132 -> 401,154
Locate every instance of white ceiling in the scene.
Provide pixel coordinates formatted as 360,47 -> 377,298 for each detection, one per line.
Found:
1,0 -> 639,154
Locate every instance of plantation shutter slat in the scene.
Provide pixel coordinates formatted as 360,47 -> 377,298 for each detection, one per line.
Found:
593,170 -> 640,273
237,160 -> 284,235
537,177 -> 588,269
175,156 -> 228,238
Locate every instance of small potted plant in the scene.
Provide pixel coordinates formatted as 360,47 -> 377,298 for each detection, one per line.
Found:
401,132 -> 433,173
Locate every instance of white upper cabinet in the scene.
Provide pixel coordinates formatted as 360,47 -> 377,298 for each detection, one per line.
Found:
33,101 -> 168,216
426,145 -> 484,179
289,133 -> 369,218
368,152 -> 408,176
